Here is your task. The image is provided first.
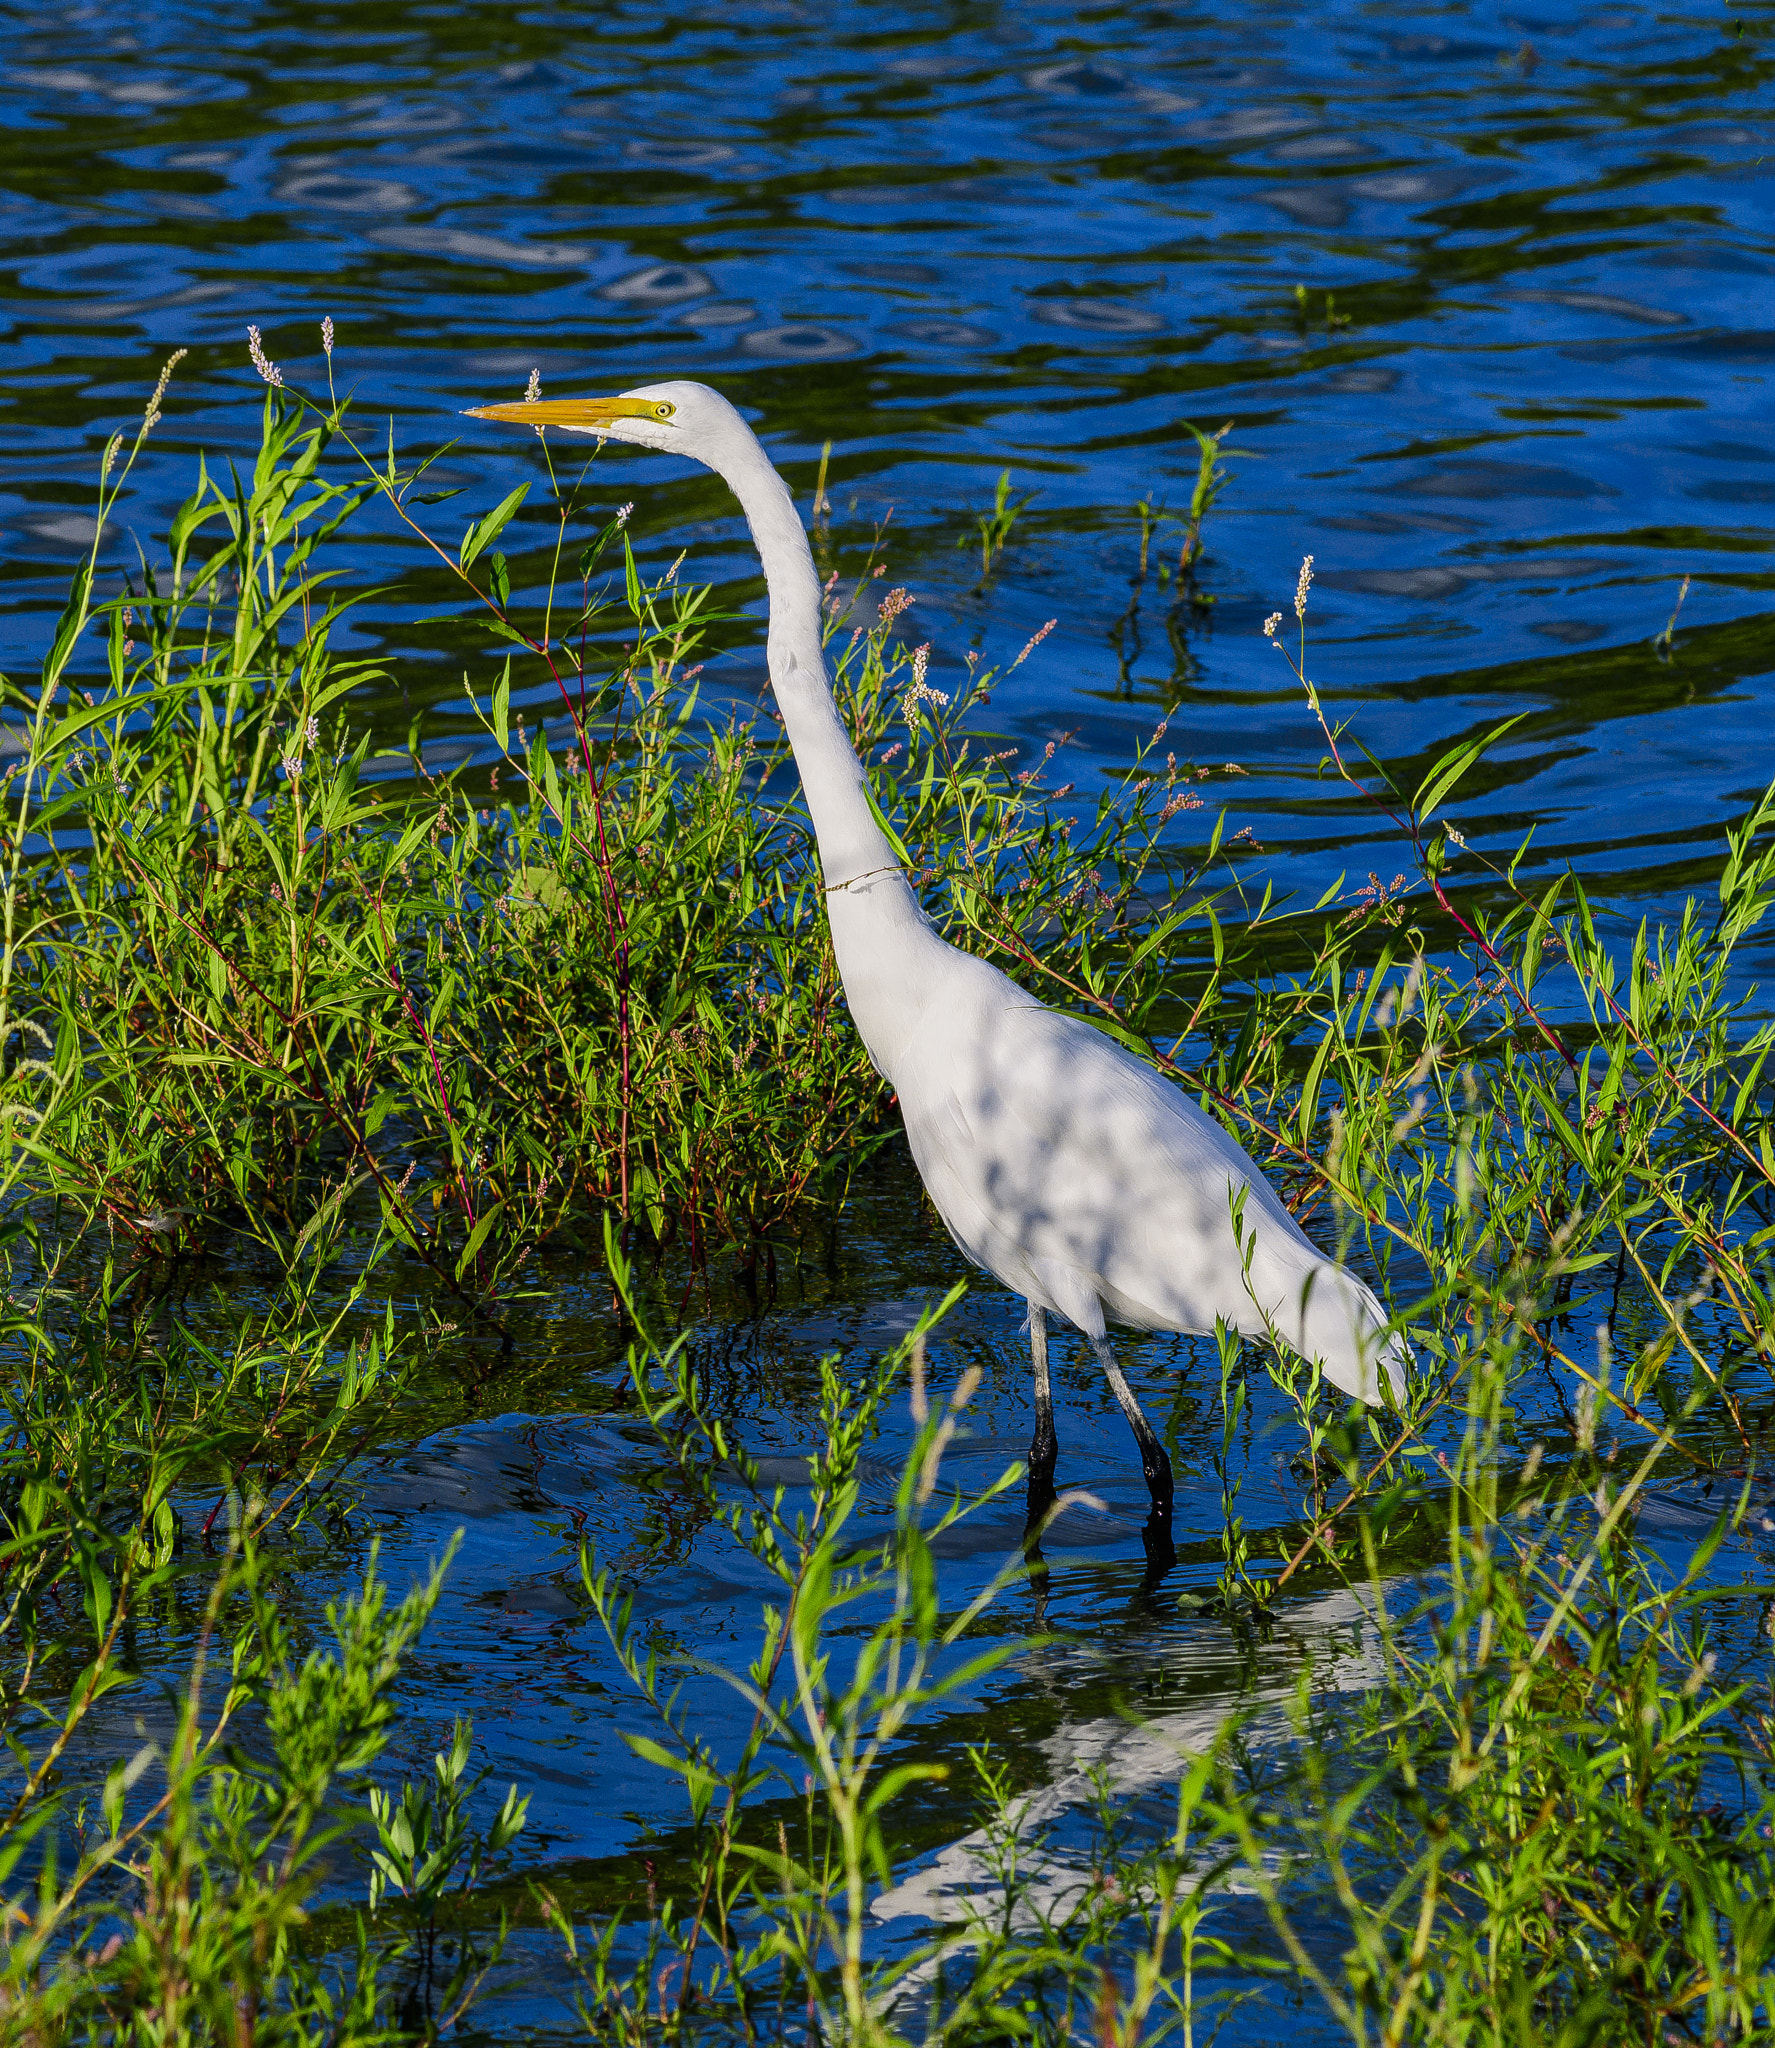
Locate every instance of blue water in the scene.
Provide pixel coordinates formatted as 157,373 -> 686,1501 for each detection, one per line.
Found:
5,0 -> 1773,928
3,0 -> 1774,2034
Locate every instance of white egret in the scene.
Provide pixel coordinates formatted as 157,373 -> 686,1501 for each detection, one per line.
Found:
467,380 -> 1407,1563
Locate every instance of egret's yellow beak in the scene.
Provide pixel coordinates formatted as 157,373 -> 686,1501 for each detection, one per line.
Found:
462,395 -> 676,431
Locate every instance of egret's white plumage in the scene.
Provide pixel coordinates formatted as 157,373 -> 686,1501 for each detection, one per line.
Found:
468,378 -> 1407,1534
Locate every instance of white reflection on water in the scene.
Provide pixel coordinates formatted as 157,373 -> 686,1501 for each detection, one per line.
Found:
874,1580 -> 1394,1935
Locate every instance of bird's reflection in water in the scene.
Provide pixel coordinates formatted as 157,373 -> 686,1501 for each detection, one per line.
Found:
873,1577 -> 1397,1957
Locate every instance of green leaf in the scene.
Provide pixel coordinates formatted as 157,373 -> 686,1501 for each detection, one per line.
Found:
80,1560 -> 113,1637
624,1733 -> 704,1783
1296,1026 -> 1336,1146
860,779 -> 913,870
38,684 -> 172,758
459,483 -> 530,572
0,1803 -> 57,1889
454,1196 -> 506,1280
863,1760 -> 949,1818
506,863 -> 571,933
493,656 -> 511,753
1413,713 -> 1528,823
41,562 -> 94,689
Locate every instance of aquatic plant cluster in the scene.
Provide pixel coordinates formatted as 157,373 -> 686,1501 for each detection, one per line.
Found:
5,369 -> 1775,2044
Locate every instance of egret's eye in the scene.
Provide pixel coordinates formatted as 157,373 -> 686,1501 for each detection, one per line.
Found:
654,402 -> 675,419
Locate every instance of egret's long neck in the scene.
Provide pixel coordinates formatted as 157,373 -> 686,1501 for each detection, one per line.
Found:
713,435 -> 907,891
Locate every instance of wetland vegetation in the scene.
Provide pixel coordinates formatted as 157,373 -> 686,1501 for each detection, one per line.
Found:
4,362 -> 1775,2044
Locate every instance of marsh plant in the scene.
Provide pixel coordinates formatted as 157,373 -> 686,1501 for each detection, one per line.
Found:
3,354 -> 1775,2042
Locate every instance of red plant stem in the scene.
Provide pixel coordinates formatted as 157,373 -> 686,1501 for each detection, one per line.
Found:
325,411 -> 644,1219
1584,976 -> 1775,1190
1300,650 -> 1775,1193
573,666 -> 636,1227
373,896 -> 481,1265
569,580 -> 630,1213
524,578 -> 634,1224
114,843 -> 504,1332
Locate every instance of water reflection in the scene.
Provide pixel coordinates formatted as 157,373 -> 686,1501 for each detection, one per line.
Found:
873,1580 -> 1392,1937
3,1 -> 1775,2025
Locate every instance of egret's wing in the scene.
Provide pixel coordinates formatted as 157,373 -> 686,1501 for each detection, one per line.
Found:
899,992 -> 1294,1298
897,995 -> 1402,1401
978,1001 -> 1310,1283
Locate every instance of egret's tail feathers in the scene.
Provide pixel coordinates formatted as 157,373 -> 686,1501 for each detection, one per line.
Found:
1288,1263 -> 1410,1408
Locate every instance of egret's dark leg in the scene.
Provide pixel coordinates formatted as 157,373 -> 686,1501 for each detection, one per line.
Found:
1023,1306 -> 1058,1603
1027,1305 -> 1059,1504
1089,1336 -> 1172,1509
1090,1335 -> 1175,1576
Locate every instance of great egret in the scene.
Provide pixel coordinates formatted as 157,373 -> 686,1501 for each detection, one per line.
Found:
467,380 -> 1407,1563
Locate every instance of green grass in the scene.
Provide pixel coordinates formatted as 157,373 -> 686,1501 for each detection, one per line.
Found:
4,360 -> 1775,2043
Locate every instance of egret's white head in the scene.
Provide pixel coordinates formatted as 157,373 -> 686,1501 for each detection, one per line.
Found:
463,378 -> 750,465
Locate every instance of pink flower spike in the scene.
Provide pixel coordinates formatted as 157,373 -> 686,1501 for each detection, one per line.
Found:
247,324 -> 283,388
1012,618 -> 1057,669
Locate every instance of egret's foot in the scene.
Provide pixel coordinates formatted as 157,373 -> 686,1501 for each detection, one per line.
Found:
1139,1506 -> 1177,1587
1139,1440 -> 1175,1522
1022,1420 -> 1058,1612
1025,1424 -> 1058,1518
